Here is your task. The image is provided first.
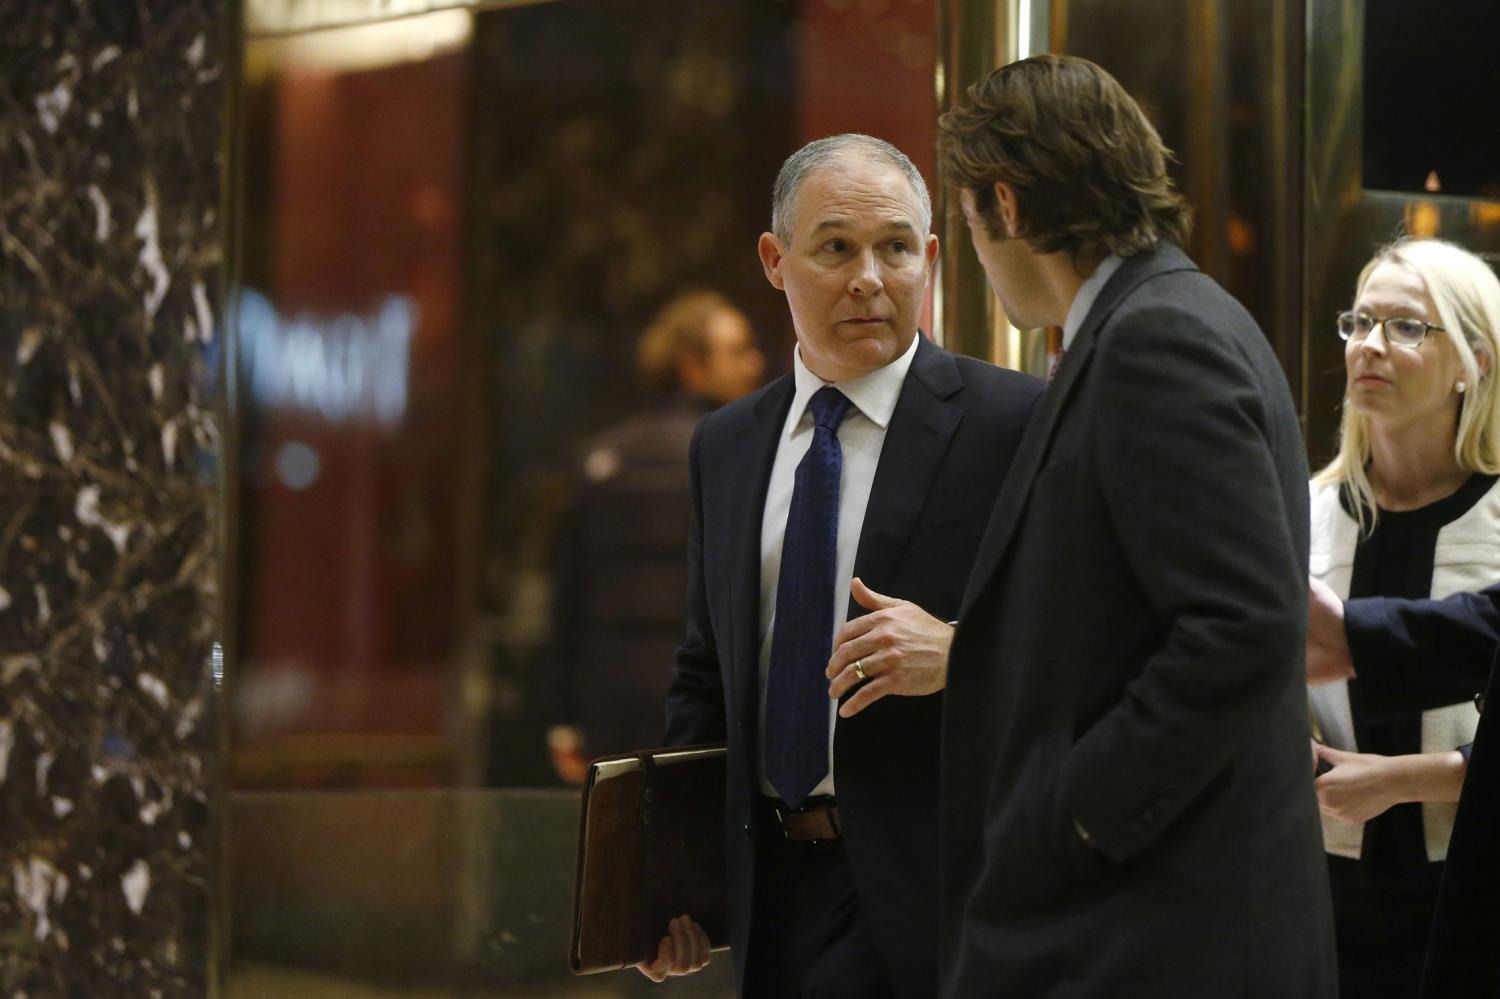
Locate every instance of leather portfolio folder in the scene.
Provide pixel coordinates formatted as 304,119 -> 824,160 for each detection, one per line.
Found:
570,743 -> 730,974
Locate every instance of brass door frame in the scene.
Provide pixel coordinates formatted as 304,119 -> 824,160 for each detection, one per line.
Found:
934,0 -> 1049,370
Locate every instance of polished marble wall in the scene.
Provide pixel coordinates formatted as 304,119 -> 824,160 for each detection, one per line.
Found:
0,1 -> 226,993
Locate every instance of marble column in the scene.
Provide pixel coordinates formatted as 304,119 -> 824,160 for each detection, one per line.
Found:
0,2 -> 226,994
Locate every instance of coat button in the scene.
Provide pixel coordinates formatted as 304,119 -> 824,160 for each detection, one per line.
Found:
737,722 -> 746,736
743,823 -> 753,839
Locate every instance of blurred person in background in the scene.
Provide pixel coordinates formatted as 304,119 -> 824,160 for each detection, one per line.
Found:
1306,237 -> 1500,998
547,290 -> 765,782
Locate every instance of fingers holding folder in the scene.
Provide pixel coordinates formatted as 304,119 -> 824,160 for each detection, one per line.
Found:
636,915 -> 711,981
570,744 -> 728,975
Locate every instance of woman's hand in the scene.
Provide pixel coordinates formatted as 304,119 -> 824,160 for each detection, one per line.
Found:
1313,746 -> 1403,823
1313,745 -> 1467,824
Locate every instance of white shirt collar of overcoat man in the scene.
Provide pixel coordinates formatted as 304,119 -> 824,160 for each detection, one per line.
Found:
1062,253 -> 1126,350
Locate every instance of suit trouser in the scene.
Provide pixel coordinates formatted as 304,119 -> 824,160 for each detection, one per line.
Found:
742,817 -> 897,999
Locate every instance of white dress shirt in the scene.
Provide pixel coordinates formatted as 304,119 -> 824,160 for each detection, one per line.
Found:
756,333 -> 920,798
1061,253 -> 1125,350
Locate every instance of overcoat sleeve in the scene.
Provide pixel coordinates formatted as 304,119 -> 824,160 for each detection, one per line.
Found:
1345,585 -> 1500,722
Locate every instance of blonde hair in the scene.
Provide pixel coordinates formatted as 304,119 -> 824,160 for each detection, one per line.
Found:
1314,238 -> 1500,530
635,290 -> 736,393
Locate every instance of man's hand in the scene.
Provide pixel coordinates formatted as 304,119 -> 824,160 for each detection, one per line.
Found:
635,915 -> 710,982
1313,745 -> 1403,824
1307,576 -> 1356,686
825,578 -> 953,718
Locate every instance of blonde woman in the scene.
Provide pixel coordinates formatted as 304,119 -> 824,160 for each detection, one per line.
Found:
1309,237 -> 1500,997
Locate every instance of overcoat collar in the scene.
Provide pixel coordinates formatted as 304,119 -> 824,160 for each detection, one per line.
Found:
957,244 -> 1199,620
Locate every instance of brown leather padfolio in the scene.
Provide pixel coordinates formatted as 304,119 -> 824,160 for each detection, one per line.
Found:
569,743 -> 730,974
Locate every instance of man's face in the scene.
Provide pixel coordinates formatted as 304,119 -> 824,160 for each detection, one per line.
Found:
960,186 -> 1049,330
685,307 -> 766,405
759,157 -> 939,383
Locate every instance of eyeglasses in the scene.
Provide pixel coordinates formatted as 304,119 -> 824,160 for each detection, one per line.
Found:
1336,311 -> 1445,348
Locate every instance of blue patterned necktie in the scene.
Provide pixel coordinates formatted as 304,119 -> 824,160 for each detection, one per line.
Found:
764,385 -> 854,808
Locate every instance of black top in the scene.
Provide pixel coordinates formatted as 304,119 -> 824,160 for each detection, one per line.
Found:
1343,472 -> 1499,887
551,394 -> 714,754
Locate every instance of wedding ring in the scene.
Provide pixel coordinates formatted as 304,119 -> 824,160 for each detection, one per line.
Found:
853,660 -> 868,681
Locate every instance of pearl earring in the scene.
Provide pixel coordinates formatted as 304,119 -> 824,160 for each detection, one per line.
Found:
1457,381 -> 1467,394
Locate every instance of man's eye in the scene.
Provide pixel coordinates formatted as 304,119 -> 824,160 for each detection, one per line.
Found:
889,241 -> 908,254
823,240 -> 847,253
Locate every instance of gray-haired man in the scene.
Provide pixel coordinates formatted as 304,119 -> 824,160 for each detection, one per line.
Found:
641,134 -> 1043,997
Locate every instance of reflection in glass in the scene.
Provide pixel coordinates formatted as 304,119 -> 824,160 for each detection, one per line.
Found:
235,9 -> 474,789
1362,0 -> 1500,199
232,0 -> 939,795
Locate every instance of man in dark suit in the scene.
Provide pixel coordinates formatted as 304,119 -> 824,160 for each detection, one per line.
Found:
1309,579 -> 1500,996
932,55 -> 1336,995
640,134 -> 1042,996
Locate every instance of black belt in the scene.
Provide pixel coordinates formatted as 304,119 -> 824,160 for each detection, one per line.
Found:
763,795 -> 842,843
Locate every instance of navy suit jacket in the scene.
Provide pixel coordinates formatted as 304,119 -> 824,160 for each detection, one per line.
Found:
1346,584 -> 1500,997
663,335 -> 1042,997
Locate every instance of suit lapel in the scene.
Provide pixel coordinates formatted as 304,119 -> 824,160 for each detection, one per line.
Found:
956,246 -> 1197,619
728,376 -> 794,728
848,336 -> 964,618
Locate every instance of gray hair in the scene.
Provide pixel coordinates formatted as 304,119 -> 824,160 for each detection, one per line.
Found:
770,134 -> 932,244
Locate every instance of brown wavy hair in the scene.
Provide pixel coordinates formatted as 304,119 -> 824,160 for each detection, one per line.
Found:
636,289 -> 736,392
938,55 -> 1191,266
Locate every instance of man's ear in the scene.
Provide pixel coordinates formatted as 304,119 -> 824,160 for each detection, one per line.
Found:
924,232 -> 939,269
758,232 -> 785,290
992,181 -> 1021,239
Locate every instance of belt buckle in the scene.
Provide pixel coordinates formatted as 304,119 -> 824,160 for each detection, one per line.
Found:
771,802 -> 792,839
773,797 -> 840,844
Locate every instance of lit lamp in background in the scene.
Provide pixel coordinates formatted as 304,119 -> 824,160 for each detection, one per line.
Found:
1404,168 -> 1443,237
247,7 -> 473,73
1470,193 -> 1500,232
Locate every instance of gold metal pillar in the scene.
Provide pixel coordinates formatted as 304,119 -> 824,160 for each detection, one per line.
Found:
934,0 -> 1006,364
934,0 -> 1057,373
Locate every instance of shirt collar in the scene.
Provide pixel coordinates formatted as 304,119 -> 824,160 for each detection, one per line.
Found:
1061,253 -> 1125,350
788,331 -> 920,433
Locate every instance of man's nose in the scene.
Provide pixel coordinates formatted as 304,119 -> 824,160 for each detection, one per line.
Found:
848,250 -> 883,297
